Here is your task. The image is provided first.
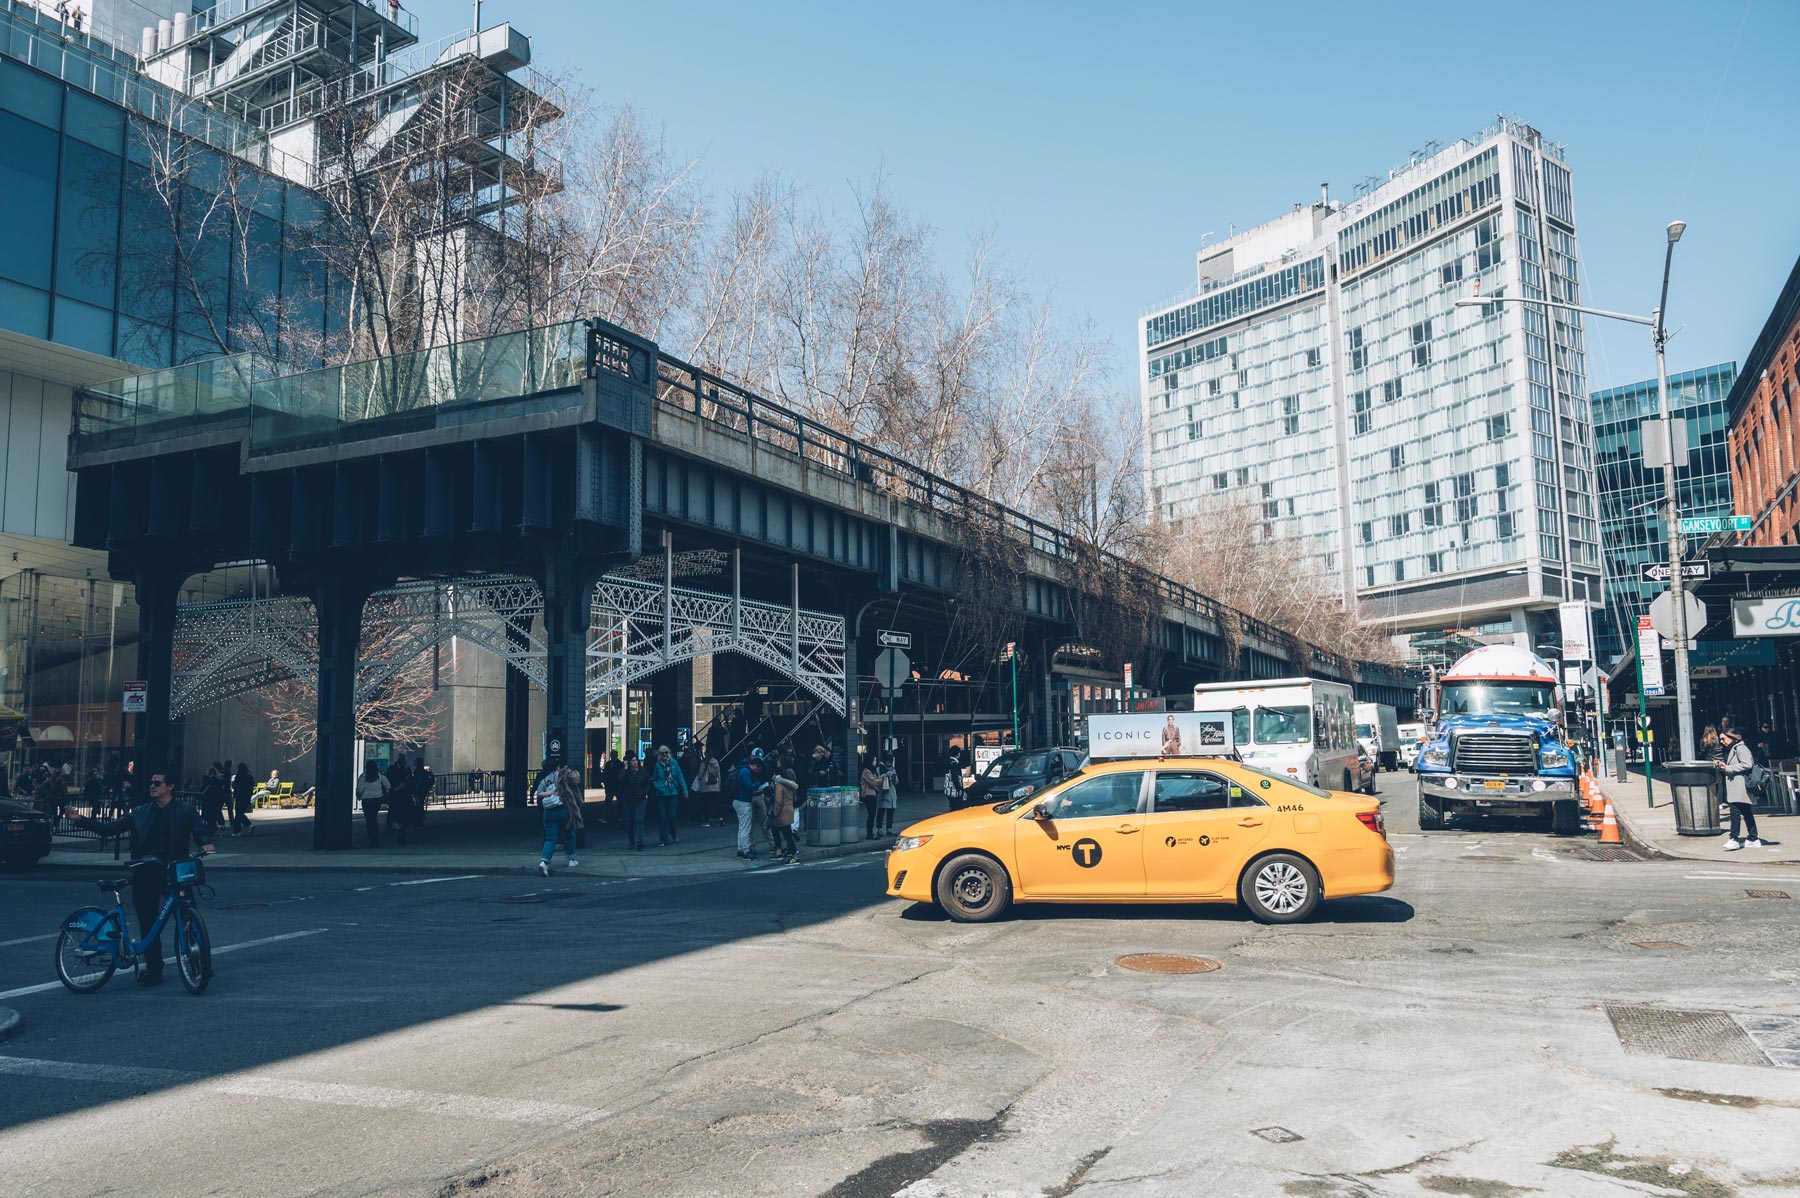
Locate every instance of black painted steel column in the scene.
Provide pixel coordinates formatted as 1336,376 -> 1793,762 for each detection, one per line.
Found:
541,557 -> 600,790
131,567 -> 185,778
313,578 -> 372,851
502,618 -> 531,809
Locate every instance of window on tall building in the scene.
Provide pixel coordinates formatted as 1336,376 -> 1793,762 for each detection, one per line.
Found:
1476,216 -> 1502,270
1264,500 -> 1280,520
1494,513 -> 1512,539
1236,467 -> 1250,485
1395,560 -> 1406,582
1209,378 -> 1221,396
1261,482 -> 1273,498
1495,463 -> 1510,487
1455,472 -> 1476,498
1427,552 -> 1444,573
1187,422 -> 1200,440
1365,566 -> 1376,588
1306,347 -> 1321,368
1457,495 -> 1478,522
1411,320 -> 1433,368
1348,327 -> 1365,371
1390,513 -> 1410,536
1441,261 -> 1464,286
1214,472 -> 1228,490
1488,413 -> 1510,440
1390,445 -> 1405,469
1360,522 -> 1373,544
1165,372 -> 1179,391
1384,378 -> 1402,403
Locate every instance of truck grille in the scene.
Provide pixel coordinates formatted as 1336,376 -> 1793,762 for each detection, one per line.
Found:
1451,732 -> 1536,774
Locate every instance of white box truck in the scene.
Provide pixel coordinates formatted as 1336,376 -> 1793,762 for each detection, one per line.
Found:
1354,702 -> 1402,771
1194,677 -> 1359,793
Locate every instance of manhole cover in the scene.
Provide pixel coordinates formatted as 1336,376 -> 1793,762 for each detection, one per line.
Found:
1745,890 -> 1791,899
1606,1005 -> 1771,1066
1632,941 -> 1687,950
1250,1126 -> 1304,1143
1114,953 -> 1221,975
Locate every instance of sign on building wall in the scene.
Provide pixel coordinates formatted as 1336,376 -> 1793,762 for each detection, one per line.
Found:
1732,594 -> 1800,637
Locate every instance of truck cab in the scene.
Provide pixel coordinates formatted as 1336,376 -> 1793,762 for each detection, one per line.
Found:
1414,646 -> 1582,834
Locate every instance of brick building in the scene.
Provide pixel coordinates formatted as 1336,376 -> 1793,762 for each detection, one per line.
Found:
1728,254 -> 1800,546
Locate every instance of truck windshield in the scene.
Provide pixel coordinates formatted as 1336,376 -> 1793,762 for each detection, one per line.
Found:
1441,683 -> 1557,717
1254,706 -> 1311,744
1355,724 -> 1375,739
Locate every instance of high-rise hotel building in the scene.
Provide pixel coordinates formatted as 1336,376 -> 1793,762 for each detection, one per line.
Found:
1140,119 -> 1603,644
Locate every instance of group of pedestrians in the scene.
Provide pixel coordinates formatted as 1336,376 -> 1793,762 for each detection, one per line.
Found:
196,761 -> 256,838
354,754 -> 435,848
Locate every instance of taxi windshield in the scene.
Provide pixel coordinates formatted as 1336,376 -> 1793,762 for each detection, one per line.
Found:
1254,706 -> 1312,744
986,752 -> 1049,779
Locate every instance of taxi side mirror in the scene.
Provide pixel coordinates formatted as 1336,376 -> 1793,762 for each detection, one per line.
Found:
1033,802 -> 1056,822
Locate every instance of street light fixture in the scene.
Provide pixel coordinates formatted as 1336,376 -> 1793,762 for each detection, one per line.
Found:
1452,220 -> 1697,763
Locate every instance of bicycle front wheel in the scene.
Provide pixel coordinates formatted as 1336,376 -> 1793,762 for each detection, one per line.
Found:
54,907 -> 119,994
175,905 -> 211,994
172,904 -> 211,994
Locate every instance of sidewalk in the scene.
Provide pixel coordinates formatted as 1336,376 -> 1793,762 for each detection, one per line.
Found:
1596,767 -> 1800,864
36,792 -> 947,878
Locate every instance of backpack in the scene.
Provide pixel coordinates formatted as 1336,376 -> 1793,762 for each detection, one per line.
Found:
721,762 -> 740,804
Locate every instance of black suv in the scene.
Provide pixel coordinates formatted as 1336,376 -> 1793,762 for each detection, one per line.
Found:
0,797 -> 54,868
959,748 -> 1084,809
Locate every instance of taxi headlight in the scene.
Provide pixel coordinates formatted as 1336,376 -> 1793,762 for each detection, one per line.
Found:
892,834 -> 933,853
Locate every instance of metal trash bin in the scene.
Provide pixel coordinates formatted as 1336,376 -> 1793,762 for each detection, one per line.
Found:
1667,761 -> 1723,836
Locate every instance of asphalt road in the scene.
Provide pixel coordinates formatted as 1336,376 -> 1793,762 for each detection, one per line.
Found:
3,771 -> 1799,1198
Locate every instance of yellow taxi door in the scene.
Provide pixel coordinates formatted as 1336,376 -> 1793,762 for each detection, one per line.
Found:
1141,769 -> 1273,897
1014,771 -> 1148,897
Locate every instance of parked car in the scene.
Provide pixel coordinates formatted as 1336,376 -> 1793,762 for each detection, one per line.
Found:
0,797 -> 54,867
1352,750 -> 1378,795
958,748 -> 1084,809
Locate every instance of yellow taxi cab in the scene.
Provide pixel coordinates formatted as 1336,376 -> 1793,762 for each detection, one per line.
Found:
885,754 -> 1393,923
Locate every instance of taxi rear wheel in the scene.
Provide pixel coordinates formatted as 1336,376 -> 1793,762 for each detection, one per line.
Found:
935,853 -> 1012,923
1239,853 -> 1321,924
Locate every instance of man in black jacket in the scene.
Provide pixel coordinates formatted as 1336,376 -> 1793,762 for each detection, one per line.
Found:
63,768 -> 213,986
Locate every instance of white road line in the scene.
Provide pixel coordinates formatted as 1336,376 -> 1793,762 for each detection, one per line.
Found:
389,875 -> 483,887
0,1055 -> 607,1125
0,928 -> 328,1001
1683,872 -> 1788,881
0,933 -> 56,949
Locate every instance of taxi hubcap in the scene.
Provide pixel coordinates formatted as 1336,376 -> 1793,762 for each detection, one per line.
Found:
1255,863 -> 1307,913
951,867 -> 992,907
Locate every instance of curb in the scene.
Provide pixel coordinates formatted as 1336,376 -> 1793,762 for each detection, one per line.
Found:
28,832 -> 894,878
0,1007 -> 20,1041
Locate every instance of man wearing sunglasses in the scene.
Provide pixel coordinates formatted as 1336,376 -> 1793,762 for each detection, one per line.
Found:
64,768 -> 214,986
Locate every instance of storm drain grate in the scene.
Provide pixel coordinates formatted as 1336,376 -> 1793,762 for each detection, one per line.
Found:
1570,846 -> 1645,863
1114,953 -> 1221,975
1606,1005 -> 1772,1066
1745,890 -> 1791,899
1631,941 -> 1687,950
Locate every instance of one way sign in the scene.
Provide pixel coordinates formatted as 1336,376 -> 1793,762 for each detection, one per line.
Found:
1637,560 -> 1710,584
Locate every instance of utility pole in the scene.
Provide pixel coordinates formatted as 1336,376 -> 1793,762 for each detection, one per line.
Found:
1654,221 -> 1695,762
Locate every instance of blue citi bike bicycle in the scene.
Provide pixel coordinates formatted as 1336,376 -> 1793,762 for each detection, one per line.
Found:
54,853 -> 213,994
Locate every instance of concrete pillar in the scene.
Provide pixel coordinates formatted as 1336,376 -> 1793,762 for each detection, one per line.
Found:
502,617 -> 531,808
313,577 -> 374,851
131,566 -> 186,780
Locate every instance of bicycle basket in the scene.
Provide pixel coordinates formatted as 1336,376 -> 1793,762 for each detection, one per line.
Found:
169,858 -> 205,887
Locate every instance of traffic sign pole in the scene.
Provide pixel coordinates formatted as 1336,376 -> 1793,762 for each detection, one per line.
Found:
1653,301 -> 1697,763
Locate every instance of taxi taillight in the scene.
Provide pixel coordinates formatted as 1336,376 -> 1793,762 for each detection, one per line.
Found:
1355,809 -> 1386,839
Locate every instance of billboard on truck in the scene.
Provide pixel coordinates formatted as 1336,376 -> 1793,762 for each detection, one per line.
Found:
1087,712 -> 1233,759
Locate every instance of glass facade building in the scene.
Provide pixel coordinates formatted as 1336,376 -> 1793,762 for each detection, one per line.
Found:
1590,362 -> 1737,663
1140,120 -> 1601,640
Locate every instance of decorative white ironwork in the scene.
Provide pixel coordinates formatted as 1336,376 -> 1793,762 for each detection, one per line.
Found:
586,576 -> 845,713
169,571 -> 845,717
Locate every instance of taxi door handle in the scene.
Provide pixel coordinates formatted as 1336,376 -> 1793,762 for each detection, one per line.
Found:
1237,818 -> 1264,828
1115,824 -> 1140,835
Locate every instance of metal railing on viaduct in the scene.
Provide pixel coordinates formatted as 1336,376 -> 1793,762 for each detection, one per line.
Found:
68,317 -> 1414,849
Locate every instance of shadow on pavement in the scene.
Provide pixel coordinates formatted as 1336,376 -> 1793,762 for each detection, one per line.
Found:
899,895 -> 1415,924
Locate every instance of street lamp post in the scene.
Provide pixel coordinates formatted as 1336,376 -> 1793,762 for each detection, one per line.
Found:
1454,219 -> 1695,762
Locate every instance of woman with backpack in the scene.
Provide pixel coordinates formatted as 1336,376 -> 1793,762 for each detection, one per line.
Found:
355,761 -> 389,849
1720,729 -> 1764,851
535,760 -> 577,876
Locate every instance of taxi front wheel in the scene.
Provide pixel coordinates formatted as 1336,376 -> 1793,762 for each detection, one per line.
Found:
1239,853 -> 1321,924
935,853 -> 1012,923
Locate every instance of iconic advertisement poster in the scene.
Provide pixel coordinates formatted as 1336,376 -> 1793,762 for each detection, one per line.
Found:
1087,712 -> 1233,758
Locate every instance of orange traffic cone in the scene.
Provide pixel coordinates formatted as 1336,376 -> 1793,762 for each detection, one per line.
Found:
1598,794 -> 1622,844
1585,774 -> 1604,820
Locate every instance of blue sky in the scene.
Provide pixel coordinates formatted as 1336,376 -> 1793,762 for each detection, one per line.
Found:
503,0 -> 1799,397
